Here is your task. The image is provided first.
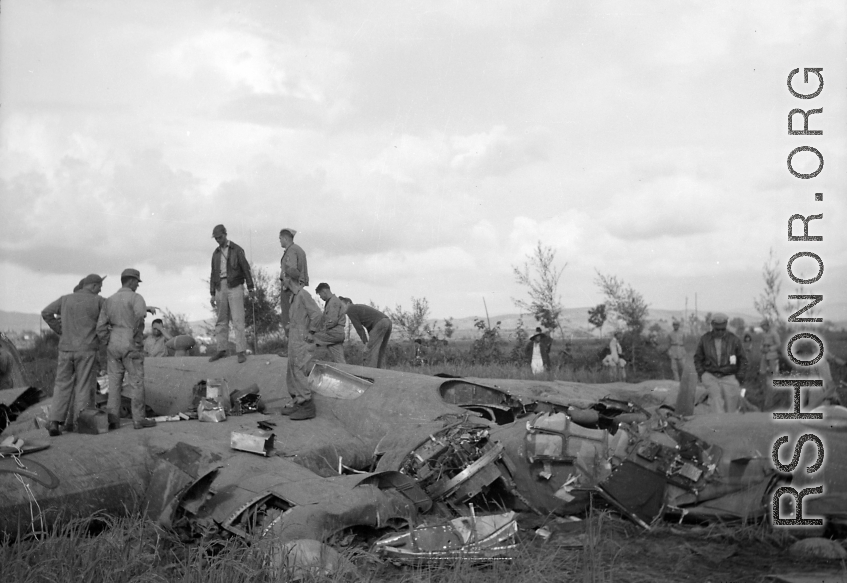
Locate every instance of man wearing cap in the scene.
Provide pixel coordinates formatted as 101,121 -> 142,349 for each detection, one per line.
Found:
143,319 -> 172,357
339,297 -> 393,368
209,224 -> 255,364
278,228 -> 309,343
41,274 -> 107,436
279,266 -> 322,420
759,319 -> 782,410
666,321 -> 687,382
96,269 -> 156,430
693,312 -> 748,415
312,283 -> 347,364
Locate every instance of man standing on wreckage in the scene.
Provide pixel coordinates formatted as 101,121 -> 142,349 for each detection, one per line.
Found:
40,273 -> 107,436
278,266 -> 322,420
693,312 -> 748,415
96,268 -> 157,430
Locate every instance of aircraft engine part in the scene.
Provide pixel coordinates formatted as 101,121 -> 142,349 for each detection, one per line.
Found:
399,422 -> 516,513
373,510 -> 518,565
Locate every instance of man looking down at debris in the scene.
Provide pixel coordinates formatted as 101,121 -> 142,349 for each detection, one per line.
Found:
339,297 -> 392,369
96,269 -> 156,430
209,224 -> 255,364
143,319 -> 172,357
41,274 -> 106,436
279,267 -> 322,421
693,312 -> 748,415
312,283 -> 347,364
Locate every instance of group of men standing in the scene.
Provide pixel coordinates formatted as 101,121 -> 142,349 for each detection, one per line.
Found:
41,269 -> 157,436
208,225 -> 393,421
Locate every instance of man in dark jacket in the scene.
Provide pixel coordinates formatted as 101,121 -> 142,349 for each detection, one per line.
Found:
339,297 -> 392,368
693,312 -> 748,415
209,224 -> 255,363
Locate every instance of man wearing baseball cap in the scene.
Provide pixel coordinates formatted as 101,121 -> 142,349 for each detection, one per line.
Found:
693,312 -> 748,415
209,224 -> 255,363
41,274 -> 107,436
96,268 -> 156,430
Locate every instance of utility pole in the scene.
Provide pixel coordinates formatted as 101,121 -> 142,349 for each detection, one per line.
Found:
684,296 -> 688,338
694,293 -> 699,334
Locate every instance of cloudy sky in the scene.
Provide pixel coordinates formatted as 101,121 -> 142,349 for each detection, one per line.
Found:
1,1 -> 844,326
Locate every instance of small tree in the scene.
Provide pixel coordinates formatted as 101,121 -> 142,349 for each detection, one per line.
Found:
594,271 -> 649,334
588,304 -> 607,336
470,318 -> 503,364
161,309 -> 193,337
754,248 -> 782,329
512,242 -> 567,339
387,297 -> 432,341
245,265 -> 282,338
509,316 -> 529,364
443,318 -> 455,339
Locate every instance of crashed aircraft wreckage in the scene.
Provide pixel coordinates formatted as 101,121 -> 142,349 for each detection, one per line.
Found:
2,355 -> 845,562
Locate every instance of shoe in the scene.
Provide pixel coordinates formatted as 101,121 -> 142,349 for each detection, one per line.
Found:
108,413 -> 121,430
133,419 -> 157,430
279,402 -> 298,415
277,350 -> 288,358
209,351 -> 227,362
48,421 -> 61,437
64,423 -> 75,433
238,352 -> 247,363
290,400 -> 316,421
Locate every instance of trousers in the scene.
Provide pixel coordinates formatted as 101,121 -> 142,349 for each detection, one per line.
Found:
702,372 -> 740,415
215,281 -> 247,353
50,350 -> 97,424
106,347 -> 146,422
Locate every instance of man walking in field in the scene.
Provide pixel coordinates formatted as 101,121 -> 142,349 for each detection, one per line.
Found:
339,297 -> 392,368
41,274 -> 107,436
96,269 -> 156,430
666,320 -> 686,382
313,283 -> 347,364
209,224 -> 255,364
693,312 -> 748,415
278,228 -> 309,350
279,267 -> 322,420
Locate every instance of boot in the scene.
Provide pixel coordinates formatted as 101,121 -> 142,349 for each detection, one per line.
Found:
133,418 -> 157,430
237,351 -> 247,363
108,413 -> 121,430
209,351 -> 227,362
290,400 -> 316,421
47,421 -> 61,437
64,423 -> 75,433
279,402 -> 298,415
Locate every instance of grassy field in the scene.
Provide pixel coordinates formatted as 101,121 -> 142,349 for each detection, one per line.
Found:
1,509 -> 841,583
